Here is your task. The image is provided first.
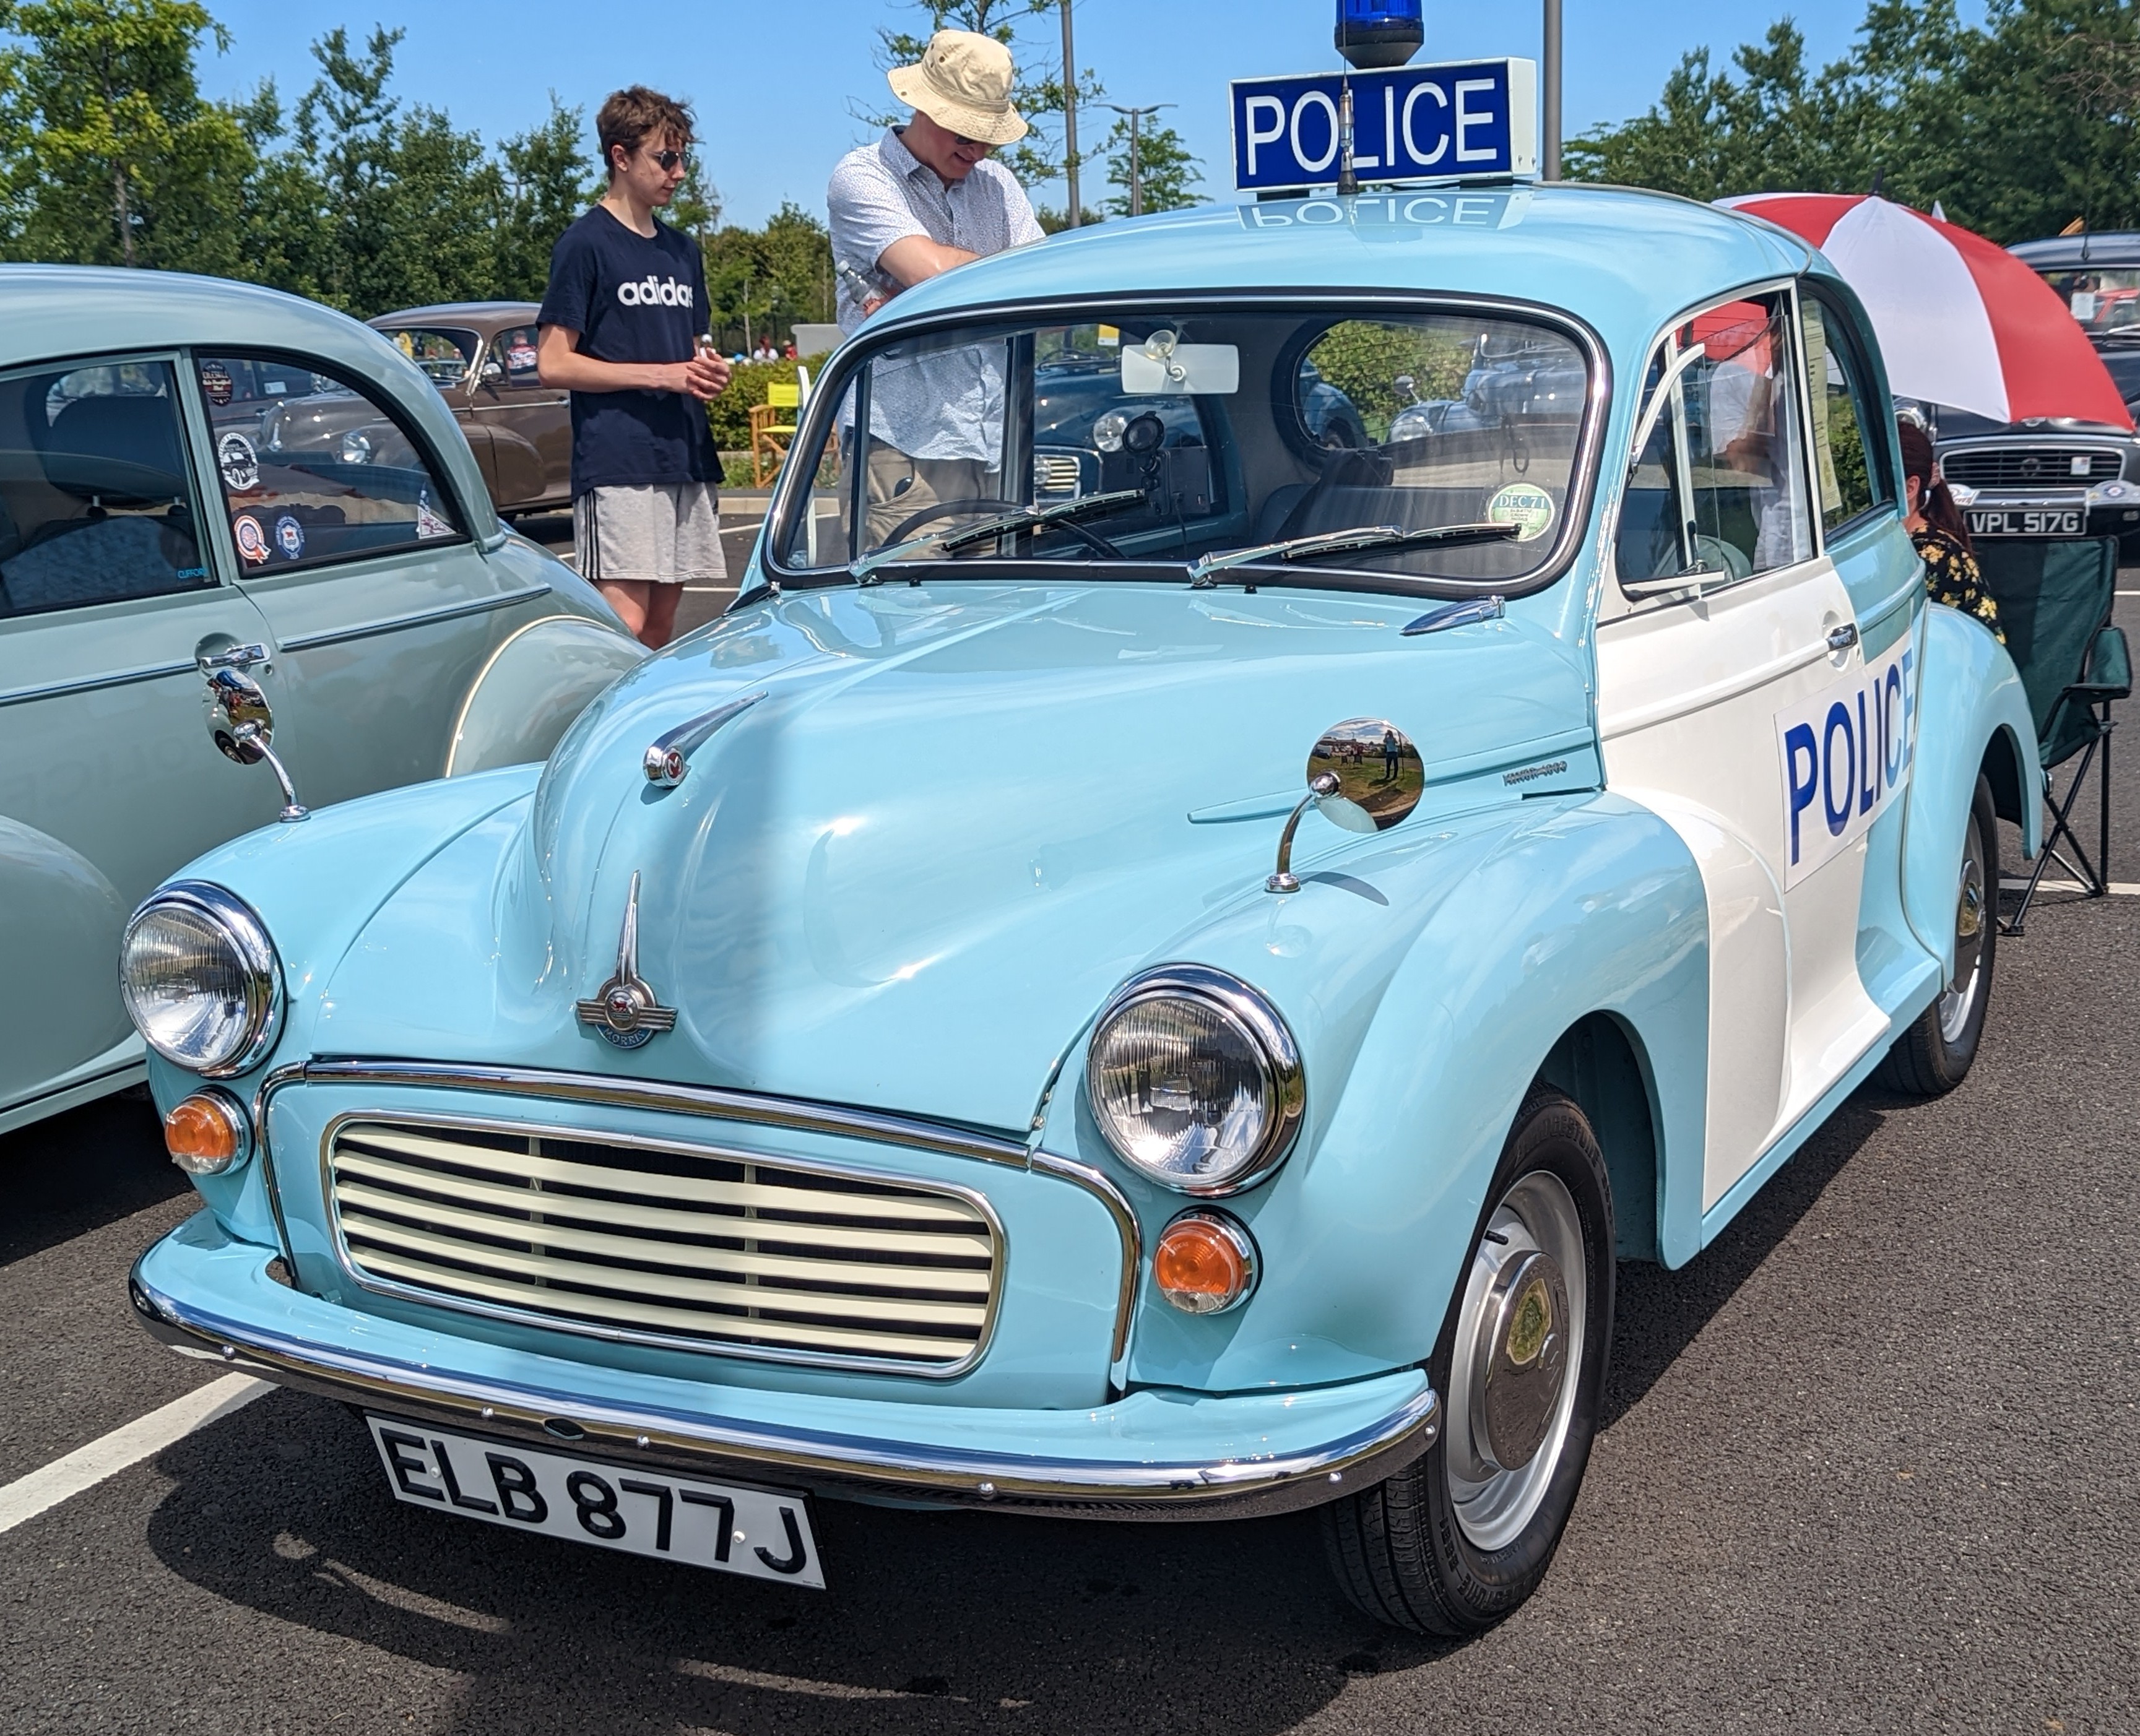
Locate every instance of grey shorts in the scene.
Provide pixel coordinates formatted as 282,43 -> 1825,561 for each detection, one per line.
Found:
574,481 -> 727,585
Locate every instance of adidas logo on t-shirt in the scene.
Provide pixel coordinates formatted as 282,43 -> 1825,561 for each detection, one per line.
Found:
617,275 -> 694,308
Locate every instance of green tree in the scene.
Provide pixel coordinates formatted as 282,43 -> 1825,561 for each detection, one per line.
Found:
1099,114 -> 1201,217
0,0 -> 260,271
291,26 -> 505,314
703,202 -> 836,352
1562,0 -> 2133,242
492,94 -> 593,301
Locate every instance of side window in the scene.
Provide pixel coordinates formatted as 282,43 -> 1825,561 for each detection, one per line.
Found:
493,326 -> 542,386
371,326 -> 480,392
194,353 -> 465,572
1617,293 -> 1813,589
1800,298 -> 1892,535
0,358 -> 210,618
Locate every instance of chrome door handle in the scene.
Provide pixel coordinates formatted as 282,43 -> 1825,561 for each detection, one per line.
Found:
1826,623 -> 1860,652
196,641 -> 272,673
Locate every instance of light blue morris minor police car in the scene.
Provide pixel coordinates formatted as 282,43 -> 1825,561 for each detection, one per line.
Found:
124,184 -> 2038,1633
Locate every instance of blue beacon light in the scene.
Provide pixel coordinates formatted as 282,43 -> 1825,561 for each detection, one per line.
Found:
1334,0 -> 1424,70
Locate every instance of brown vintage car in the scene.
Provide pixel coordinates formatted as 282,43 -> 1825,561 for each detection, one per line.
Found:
370,304 -> 569,517
197,304 -> 570,520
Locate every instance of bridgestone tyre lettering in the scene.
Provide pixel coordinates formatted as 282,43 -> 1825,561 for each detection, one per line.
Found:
1876,773 -> 1998,1097
1321,1084 -> 1614,1634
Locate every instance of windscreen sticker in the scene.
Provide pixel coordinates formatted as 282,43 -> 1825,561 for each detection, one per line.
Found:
232,513 -> 269,564
274,514 -> 306,559
199,360 -> 235,405
217,431 -> 258,492
1774,634 -> 1916,889
1487,482 -> 1554,541
415,493 -> 453,539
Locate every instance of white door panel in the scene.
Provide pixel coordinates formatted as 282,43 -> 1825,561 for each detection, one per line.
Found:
1598,557 -> 1873,1202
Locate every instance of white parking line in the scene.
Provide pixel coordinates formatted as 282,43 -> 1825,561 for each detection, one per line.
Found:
2001,876 -> 2140,895
0,1373 -> 268,1535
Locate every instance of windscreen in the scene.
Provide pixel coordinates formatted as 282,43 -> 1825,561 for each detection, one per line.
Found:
2033,266 -> 2140,339
773,306 -> 1592,589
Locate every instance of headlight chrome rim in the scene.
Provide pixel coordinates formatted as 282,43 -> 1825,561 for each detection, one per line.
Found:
1086,964 -> 1305,1196
119,881 -> 283,1077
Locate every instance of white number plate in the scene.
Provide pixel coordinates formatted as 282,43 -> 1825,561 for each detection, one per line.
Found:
1967,507 -> 2084,537
366,1416 -> 825,1587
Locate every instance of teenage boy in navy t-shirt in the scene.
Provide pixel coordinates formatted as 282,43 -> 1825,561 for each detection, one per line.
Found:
537,86 -> 729,648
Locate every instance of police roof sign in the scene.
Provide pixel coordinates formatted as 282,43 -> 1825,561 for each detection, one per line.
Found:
1230,59 -> 1538,192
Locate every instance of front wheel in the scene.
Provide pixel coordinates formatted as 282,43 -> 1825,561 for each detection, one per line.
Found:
1322,1086 -> 1614,1634
1876,773 -> 1997,1097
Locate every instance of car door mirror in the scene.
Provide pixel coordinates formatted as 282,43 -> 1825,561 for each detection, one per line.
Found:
1268,719 -> 1423,892
481,360 -> 504,382
202,667 -> 308,822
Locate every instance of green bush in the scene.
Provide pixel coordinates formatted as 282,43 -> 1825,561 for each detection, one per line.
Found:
1308,322 -> 1472,442
706,354 -> 834,451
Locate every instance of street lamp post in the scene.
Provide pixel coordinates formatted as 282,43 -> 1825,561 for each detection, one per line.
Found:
1060,1 -> 1080,228
1542,0 -> 1562,180
1101,103 -> 1172,218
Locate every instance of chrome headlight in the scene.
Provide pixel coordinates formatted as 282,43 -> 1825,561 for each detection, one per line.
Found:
119,883 -> 282,1076
1086,965 -> 1304,1194
340,428 -> 373,464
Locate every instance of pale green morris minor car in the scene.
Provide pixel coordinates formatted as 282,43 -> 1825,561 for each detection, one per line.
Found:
0,266 -> 643,1134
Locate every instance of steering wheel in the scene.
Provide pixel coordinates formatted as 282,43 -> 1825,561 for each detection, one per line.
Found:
882,496 -> 1128,560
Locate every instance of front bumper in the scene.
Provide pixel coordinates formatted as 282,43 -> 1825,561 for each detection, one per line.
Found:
132,1211 -> 1440,1520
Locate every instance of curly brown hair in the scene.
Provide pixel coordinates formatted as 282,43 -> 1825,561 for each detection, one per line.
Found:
596,86 -> 695,180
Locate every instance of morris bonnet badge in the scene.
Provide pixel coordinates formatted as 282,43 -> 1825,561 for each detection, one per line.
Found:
574,872 -> 677,1049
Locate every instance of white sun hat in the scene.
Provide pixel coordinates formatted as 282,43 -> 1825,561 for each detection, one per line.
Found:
886,29 -> 1028,147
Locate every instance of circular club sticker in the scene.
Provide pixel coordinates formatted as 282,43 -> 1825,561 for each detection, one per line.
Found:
232,514 -> 269,564
1487,483 -> 1556,542
217,431 -> 259,492
274,514 -> 306,559
199,360 -> 235,405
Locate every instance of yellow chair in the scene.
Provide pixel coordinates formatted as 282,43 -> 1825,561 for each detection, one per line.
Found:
750,382 -> 802,486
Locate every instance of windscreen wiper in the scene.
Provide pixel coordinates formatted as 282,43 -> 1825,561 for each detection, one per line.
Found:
847,488 -> 1149,585
1185,520 -> 1520,589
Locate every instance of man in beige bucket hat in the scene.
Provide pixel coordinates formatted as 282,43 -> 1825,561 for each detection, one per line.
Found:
828,28 -> 1045,546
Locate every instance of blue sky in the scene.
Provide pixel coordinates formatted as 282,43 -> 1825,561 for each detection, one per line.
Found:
194,0 -> 1982,227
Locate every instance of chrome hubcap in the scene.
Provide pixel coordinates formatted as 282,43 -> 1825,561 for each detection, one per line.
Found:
1939,810 -> 1988,1045
1445,1170 -> 1587,1550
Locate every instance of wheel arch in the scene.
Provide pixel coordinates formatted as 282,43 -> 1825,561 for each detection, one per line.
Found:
444,613 -> 645,778
1905,608 -> 2043,965
1533,1010 -> 1663,1263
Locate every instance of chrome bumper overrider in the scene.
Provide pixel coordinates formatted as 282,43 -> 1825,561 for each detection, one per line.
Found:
129,1241 -> 1440,1521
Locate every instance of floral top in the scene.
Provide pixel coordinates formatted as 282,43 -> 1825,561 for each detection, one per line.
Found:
1913,525 -> 2004,642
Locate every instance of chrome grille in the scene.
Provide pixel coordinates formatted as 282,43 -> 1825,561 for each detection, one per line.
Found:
326,1120 -> 998,1373
1940,446 -> 2120,488
1033,451 -> 1085,498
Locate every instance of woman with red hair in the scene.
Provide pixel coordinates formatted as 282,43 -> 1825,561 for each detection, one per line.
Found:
1899,417 -> 2003,642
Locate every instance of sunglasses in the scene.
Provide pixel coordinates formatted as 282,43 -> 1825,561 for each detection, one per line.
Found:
647,148 -> 690,171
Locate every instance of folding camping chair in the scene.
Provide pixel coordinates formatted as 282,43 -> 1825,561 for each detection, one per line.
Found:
750,381 -> 801,487
1972,535 -> 2133,933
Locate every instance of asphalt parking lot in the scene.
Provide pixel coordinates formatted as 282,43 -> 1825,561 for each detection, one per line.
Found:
4,590 -> 2137,1736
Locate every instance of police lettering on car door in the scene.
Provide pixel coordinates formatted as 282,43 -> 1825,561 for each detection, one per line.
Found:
1774,637 -> 1918,887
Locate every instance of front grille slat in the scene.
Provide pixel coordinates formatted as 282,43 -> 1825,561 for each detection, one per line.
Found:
1940,446 -> 2119,488
335,1185 -> 991,1294
327,1118 -> 1000,1372
348,1247 -> 980,1360
336,1128 -> 976,1224
330,1154 -> 986,1255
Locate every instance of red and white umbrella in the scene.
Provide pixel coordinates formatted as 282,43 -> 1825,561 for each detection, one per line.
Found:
1717,192 -> 2133,430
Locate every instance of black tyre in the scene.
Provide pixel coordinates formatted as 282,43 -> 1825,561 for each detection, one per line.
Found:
1876,774 -> 1997,1097
1322,1085 -> 1614,1634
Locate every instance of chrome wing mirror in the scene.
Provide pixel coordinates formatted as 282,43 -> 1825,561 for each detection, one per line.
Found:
202,664 -> 308,823
1267,719 -> 1424,892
